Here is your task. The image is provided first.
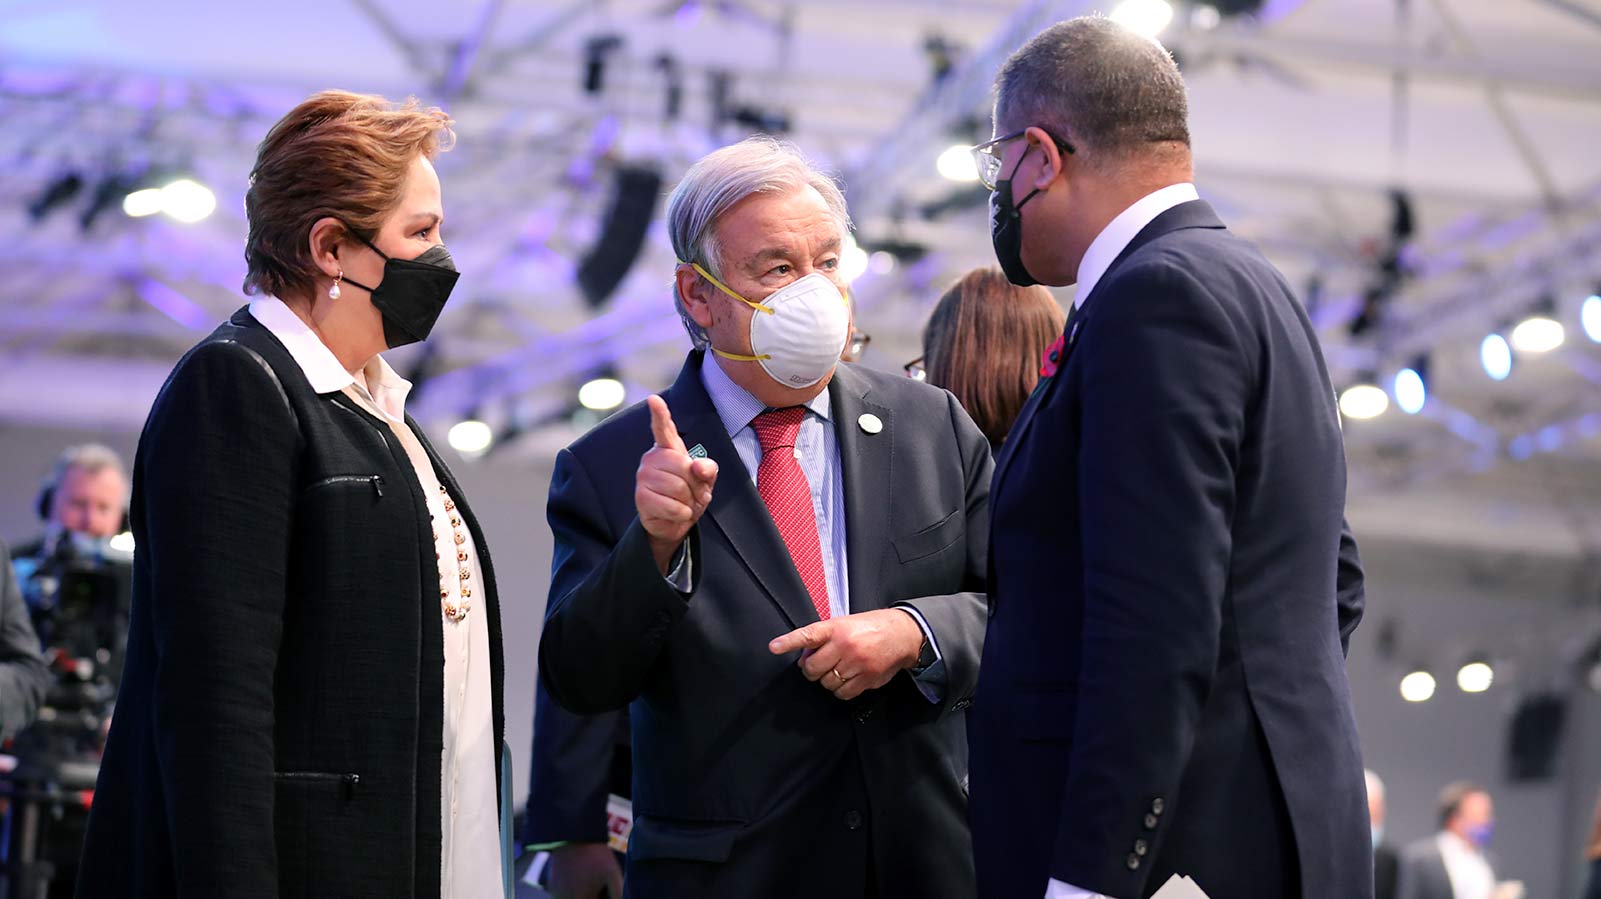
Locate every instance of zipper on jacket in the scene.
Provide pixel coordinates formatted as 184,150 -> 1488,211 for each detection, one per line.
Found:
274,771 -> 361,798
306,475 -> 384,498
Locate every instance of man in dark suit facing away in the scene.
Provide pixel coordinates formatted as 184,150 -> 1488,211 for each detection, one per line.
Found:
966,17 -> 1370,899
540,137 -> 990,899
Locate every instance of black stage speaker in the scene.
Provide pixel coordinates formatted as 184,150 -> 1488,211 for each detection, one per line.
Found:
577,165 -> 663,310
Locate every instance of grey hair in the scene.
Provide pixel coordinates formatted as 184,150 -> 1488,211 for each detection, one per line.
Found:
995,16 -> 1190,171
666,136 -> 852,349
48,444 -> 127,485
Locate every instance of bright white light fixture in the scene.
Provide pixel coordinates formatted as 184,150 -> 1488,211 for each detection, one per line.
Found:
1339,384 -> 1389,420
578,377 -> 627,411
159,178 -> 217,223
1480,333 -> 1512,381
868,251 -> 896,276
1191,3 -> 1222,30
839,236 -> 869,284
1110,0 -> 1175,38
448,419 -> 493,455
1583,294 -> 1601,343
936,143 -> 979,182
1511,315 -> 1564,353
1393,368 -> 1426,415
108,531 -> 136,553
122,188 -> 164,218
1400,671 -> 1437,703
1457,662 -> 1494,693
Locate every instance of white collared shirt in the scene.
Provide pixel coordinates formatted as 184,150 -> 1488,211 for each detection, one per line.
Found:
1438,831 -> 1496,899
1071,182 -> 1200,310
248,297 -> 501,899
1046,181 -> 1200,899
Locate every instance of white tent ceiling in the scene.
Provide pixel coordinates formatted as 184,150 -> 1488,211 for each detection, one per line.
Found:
3,0 -> 1601,553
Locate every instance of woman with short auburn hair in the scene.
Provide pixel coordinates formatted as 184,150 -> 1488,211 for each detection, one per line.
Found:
78,90 -> 509,899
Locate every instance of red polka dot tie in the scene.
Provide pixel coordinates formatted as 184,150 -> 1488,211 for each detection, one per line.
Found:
752,407 -> 830,621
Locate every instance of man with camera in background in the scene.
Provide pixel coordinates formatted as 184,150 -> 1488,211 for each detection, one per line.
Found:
5,443 -> 133,898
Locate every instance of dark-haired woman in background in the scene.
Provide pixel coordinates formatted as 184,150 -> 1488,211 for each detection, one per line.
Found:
908,266 -> 1066,451
78,91 -> 509,899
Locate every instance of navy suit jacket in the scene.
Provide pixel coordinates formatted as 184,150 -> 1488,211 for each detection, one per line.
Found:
539,353 -> 990,899
968,200 -> 1370,899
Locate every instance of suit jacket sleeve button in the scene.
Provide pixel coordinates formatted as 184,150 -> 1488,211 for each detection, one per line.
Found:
845,810 -> 863,830
1134,839 -> 1149,857
1144,814 -> 1159,829
1151,798 -> 1165,815
1126,854 -> 1142,871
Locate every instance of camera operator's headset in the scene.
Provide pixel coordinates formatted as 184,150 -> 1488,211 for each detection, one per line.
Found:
36,447 -> 132,535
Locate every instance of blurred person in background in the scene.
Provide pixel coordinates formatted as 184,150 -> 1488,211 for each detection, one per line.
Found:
77,90 -> 512,899
6,446 -> 133,898
906,266 -> 1065,451
0,539 -> 49,743
1369,769 -> 1399,899
1398,782 -> 1501,899
1583,788 -> 1601,899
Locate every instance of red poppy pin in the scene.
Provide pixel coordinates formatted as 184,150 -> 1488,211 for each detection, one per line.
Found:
1039,333 -> 1066,378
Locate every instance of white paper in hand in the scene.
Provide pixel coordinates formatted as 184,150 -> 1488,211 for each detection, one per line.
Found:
1149,874 -> 1210,899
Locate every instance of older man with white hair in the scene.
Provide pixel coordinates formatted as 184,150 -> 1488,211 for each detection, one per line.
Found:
539,136 -> 990,898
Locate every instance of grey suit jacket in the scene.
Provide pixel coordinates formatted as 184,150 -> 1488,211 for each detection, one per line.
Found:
0,538 -> 50,742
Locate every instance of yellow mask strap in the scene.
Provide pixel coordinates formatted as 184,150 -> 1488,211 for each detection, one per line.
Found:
682,261 -> 775,315
711,347 -> 771,363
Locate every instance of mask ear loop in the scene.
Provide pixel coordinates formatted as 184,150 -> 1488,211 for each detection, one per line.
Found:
683,262 -> 776,315
679,261 -> 774,362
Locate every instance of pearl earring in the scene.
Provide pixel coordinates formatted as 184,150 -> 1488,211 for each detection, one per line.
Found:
329,271 -> 342,300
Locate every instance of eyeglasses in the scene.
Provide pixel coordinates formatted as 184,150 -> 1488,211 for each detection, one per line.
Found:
971,128 -> 1076,191
843,328 -> 872,363
903,356 -> 927,382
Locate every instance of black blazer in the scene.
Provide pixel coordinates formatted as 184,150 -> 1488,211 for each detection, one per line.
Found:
1375,841 -> 1401,899
539,352 -> 989,899
525,681 -> 630,845
968,201 -> 1370,899
77,308 -> 507,899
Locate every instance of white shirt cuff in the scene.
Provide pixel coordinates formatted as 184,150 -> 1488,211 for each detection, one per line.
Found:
664,540 -> 692,592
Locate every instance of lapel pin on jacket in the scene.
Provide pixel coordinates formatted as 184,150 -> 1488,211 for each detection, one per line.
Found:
858,413 -> 883,435
687,443 -> 708,459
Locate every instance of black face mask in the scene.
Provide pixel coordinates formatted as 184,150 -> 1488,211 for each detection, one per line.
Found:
341,232 -> 460,349
990,147 -> 1043,287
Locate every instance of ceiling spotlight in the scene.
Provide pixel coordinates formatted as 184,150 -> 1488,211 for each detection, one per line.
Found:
1339,381 -> 1389,420
578,377 -> 627,411
1191,3 -> 1222,29
1400,670 -> 1436,703
1480,333 -> 1512,381
1393,363 -> 1427,415
936,143 -> 979,182
1511,298 -> 1565,353
122,188 -> 164,218
840,235 -> 870,284
447,419 -> 493,456
868,251 -> 896,276
159,178 -> 217,223
1581,292 -> 1601,344
1110,0 -> 1175,38
1457,661 -> 1494,693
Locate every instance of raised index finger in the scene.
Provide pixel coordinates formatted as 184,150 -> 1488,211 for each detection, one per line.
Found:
647,395 -> 687,453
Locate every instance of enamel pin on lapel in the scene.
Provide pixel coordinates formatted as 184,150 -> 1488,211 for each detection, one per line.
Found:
858,413 -> 883,435
687,444 -> 708,459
